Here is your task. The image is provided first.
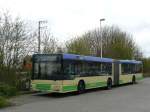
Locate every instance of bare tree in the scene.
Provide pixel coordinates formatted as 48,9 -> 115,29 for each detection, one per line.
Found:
0,12 -> 36,87
0,12 -> 33,70
41,31 -> 58,54
66,25 -> 143,59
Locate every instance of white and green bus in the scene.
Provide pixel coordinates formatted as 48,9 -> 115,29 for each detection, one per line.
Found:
31,53 -> 143,93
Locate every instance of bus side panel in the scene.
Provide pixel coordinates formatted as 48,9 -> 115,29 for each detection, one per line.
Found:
119,62 -> 143,84
119,74 -> 133,84
81,76 -> 108,89
75,75 -> 112,90
62,80 -> 77,92
135,73 -> 143,81
119,73 -> 143,84
62,75 -> 112,93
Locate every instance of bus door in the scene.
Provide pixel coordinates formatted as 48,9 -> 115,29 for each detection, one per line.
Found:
113,61 -> 120,86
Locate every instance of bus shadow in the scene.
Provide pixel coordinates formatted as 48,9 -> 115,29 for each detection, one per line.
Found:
116,82 -> 135,87
33,87 -> 108,98
33,92 -> 77,98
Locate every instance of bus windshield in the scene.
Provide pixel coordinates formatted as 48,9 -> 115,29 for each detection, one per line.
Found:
32,54 -> 62,80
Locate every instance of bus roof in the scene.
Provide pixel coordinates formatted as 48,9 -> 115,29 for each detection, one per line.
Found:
32,53 -> 142,64
119,60 -> 142,64
62,53 -> 113,63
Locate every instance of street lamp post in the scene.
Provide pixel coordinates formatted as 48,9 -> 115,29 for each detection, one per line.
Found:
100,18 -> 105,58
38,20 -> 47,54
37,20 -> 47,79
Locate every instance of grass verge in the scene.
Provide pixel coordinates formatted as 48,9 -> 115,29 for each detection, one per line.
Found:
0,96 -> 10,108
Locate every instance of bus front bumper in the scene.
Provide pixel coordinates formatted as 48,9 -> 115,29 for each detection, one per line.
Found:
31,83 -> 65,93
31,81 -> 78,93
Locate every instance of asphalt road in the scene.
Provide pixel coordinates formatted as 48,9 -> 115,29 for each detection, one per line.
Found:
1,78 -> 150,112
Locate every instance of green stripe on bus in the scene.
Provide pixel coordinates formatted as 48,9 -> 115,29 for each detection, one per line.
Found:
136,76 -> 143,80
119,80 -> 124,84
63,85 -> 77,92
86,82 -> 107,89
36,84 -> 51,91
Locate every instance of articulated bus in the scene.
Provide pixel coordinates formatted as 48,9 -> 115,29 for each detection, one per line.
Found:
31,53 -> 143,93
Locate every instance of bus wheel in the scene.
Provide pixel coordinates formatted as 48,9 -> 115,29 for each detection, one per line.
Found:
132,76 -> 136,84
107,78 -> 112,89
77,81 -> 85,94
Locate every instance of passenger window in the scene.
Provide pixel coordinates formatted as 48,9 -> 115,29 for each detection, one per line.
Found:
64,63 -> 75,75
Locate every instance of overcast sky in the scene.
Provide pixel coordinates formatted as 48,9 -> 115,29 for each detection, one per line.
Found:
0,0 -> 150,57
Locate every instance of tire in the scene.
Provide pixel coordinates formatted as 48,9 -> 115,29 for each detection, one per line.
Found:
107,78 -> 112,89
132,76 -> 136,84
77,81 -> 85,94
